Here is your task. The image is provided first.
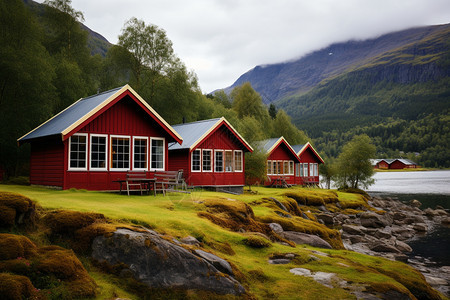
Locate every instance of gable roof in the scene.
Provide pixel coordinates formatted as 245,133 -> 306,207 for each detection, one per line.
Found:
257,137 -> 300,162
292,142 -> 325,164
18,84 -> 182,145
393,158 -> 417,165
168,117 -> 253,152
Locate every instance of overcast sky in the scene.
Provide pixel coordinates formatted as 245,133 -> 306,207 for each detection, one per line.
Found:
36,0 -> 450,93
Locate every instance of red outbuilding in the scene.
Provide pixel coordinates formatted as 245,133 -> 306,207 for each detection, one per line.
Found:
292,142 -> 325,186
259,137 -> 301,187
18,85 -> 182,190
168,117 -> 253,194
389,159 -> 419,169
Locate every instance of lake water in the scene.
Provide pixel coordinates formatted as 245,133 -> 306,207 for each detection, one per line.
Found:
366,170 -> 450,266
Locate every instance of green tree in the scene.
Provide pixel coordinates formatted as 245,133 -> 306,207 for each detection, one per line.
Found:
118,17 -> 175,97
335,135 -> 376,189
0,0 -> 56,177
272,109 -> 308,145
244,147 -> 268,190
319,156 -> 336,189
231,82 -> 270,124
269,103 -> 277,119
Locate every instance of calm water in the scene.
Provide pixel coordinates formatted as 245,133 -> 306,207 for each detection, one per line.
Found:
366,170 -> 450,266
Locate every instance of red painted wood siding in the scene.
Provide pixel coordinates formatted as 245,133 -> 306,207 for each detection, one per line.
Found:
265,142 -> 299,186
63,95 -> 173,190
377,161 -> 389,169
30,141 -> 65,187
168,125 -> 247,187
389,160 -> 407,169
297,147 -> 321,185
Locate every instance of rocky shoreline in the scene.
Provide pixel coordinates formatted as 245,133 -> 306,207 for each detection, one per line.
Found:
335,195 -> 450,297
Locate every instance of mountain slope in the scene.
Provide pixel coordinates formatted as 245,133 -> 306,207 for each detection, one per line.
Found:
225,23 -> 450,104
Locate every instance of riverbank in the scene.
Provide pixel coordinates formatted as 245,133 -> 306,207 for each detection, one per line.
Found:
336,194 -> 450,296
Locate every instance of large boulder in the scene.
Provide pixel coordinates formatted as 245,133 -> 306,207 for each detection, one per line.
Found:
91,228 -> 244,295
283,231 -> 332,249
342,224 -> 365,235
360,212 -> 390,228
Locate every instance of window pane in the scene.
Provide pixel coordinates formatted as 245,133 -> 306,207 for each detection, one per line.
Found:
234,151 -> 242,172
112,137 -> 130,169
303,163 -> 309,177
192,149 -> 201,171
283,161 -> 289,175
277,161 -> 282,175
215,151 -> 223,172
70,135 -> 86,168
134,138 -> 147,169
151,139 -> 164,169
91,136 -> 106,169
225,151 -> 233,172
202,150 -> 212,171
267,160 -> 272,175
310,163 -> 314,176
289,161 -> 294,175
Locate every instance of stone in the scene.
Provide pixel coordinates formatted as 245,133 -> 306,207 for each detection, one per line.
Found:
269,222 -> 284,234
441,217 -> 450,225
425,276 -> 447,286
435,209 -> 448,216
369,242 -> 401,253
316,213 -> 335,225
194,249 -> 234,276
180,235 -> 200,245
360,212 -> 390,228
91,228 -> 245,295
413,223 -> 428,232
290,268 -> 311,276
268,259 -> 291,264
395,241 -> 413,253
313,271 -> 336,288
342,224 -> 365,235
410,199 -> 422,208
270,197 -> 289,212
283,231 -> 332,249
349,235 -> 366,244
374,229 -> 392,239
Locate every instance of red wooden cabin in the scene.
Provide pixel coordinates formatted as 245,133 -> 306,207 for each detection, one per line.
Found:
292,142 -> 325,186
18,85 -> 182,190
259,137 -> 301,187
389,159 -> 418,169
168,117 -> 253,194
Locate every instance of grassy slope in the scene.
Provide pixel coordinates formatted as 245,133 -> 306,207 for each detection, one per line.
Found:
0,184 -> 443,299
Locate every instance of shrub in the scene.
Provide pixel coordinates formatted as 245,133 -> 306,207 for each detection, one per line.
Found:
0,234 -> 37,260
0,273 -> 36,300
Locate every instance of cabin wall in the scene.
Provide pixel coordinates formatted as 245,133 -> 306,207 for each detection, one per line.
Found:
297,147 -> 321,185
30,141 -> 65,187
265,143 -> 298,186
389,161 -> 406,169
63,96 -> 173,190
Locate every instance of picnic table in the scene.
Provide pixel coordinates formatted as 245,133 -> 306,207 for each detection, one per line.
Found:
113,172 -> 156,196
269,176 -> 291,188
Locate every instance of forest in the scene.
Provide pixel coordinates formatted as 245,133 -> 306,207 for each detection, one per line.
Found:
0,0 -> 307,179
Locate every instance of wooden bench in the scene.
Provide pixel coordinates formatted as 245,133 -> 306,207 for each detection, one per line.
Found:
114,171 -> 154,196
154,170 -> 188,195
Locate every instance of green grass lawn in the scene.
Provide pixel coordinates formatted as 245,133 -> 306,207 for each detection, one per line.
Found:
0,184 -> 442,299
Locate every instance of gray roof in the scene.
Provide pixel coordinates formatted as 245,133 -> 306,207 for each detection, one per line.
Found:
257,138 -> 281,153
169,118 -> 221,150
395,158 -> 417,165
291,144 -> 305,154
18,86 -> 124,142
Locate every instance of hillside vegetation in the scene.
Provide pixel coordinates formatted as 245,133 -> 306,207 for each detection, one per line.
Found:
0,186 -> 444,299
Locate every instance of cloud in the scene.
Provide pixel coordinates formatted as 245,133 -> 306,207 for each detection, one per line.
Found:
37,0 -> 450,93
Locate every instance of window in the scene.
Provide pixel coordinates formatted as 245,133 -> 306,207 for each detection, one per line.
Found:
310,163 -> 314,177
272,161 -> 278,175
192,149 -> 201,172
150,138 -> 164,170
267,160 -> 272,175
234,151 -> 243,172
277,161 -> 282,175
295,163 -> 300,177
215,151 -> 223,172
313,163 -> 319,176
289,161 -> 294,175
225,151 -> 233,172
303,163 -> 309,177
203,149 -> 212,172
283,161 -> 289,175
90,135 -> 107,170
111,136 -> 130,170
69,134 -> 87,170
134,137 -> 148,170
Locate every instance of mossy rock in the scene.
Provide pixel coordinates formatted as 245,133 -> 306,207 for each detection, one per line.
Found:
0,192 -> 37,228
43,209 -> 106,235
0,273 -> 37,300
243,234 -> 272,248
0,233 -> 37,260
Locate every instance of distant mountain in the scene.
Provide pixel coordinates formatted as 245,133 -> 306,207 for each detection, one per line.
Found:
224,24 -> 450,105
23,0 -> 112,56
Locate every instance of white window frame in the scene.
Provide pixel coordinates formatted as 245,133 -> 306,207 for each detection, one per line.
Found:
277,161 -> 283,175
310,163 -> 314,177
234,150 -> 243,172
191,149 -> 201,172
295,163 -> 300,177
202,149 -> 213,172
267,160 -> 273,175
224,150 -> 233,172
283,161 -> 289,175
150,137 -> 165,171
215,150 -> 224,172
313,163 -> 319,176
90,134 -> 108,171
289,161 -> 294,175
110,135 -> 131,171
303,163 -> 309,177
133,136 -> 148,171
68,133 -> 88,171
